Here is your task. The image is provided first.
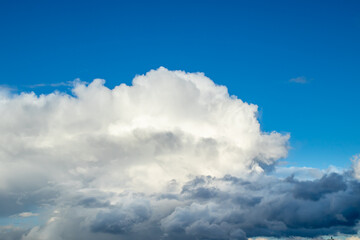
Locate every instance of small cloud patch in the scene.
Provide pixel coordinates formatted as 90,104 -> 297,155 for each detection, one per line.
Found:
289,76 -> 308,84
18,212 -> 39,218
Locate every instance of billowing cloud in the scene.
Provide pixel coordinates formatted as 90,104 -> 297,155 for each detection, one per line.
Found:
0,68 -> 359,239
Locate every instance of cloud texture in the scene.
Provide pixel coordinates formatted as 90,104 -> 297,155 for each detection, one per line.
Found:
0,68 -> 359,239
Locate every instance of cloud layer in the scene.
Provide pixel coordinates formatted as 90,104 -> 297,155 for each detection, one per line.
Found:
0,68 -> 359,239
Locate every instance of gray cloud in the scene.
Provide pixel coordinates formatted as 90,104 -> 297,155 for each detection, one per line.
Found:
89,198 -> 152,235
20,172 -> 360,240
0,226 -> 29,240
160,173 -> 360,239
288,172 -> 347,201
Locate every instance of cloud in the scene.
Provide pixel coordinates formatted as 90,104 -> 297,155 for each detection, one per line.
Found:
352,154 -> 360,180
0,67 -> 289,193
0,67 -> 359,240
17,212 -> 39,218
0,84 -> 17,92
19,171 -> 360,240
160,173 -> 360,239
347,236 -> 360,240
0,226 -> 29,240
287,172 -> 347,201
27,80 -> 78,89
289,76 -> 308,84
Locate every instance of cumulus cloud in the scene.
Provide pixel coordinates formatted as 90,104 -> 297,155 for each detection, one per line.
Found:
0,67 -> 288,193
0,67 -> 359,239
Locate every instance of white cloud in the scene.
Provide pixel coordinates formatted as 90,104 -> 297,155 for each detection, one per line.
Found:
28,80 -> 77,89
0,67 -> 289,194
289,76 -> 307,84
4,67 -> 359,240
17,212 -> 39,218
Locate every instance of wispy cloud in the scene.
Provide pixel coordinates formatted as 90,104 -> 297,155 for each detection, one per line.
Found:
28,81 -> 71,88
0,84 -> 17,92
27,80 -> 85,89
289,76 -> 308,84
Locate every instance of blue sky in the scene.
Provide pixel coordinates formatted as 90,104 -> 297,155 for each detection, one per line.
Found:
1,0 -> 359,169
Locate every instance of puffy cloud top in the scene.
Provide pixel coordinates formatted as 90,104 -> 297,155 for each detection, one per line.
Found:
0,67 -> 288,193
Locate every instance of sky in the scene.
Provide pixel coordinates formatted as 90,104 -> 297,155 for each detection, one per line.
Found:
1,0 -> 359,169
0,0 -> 360,239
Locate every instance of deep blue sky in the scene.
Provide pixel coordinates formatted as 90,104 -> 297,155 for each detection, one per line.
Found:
1,0 -> 359,169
